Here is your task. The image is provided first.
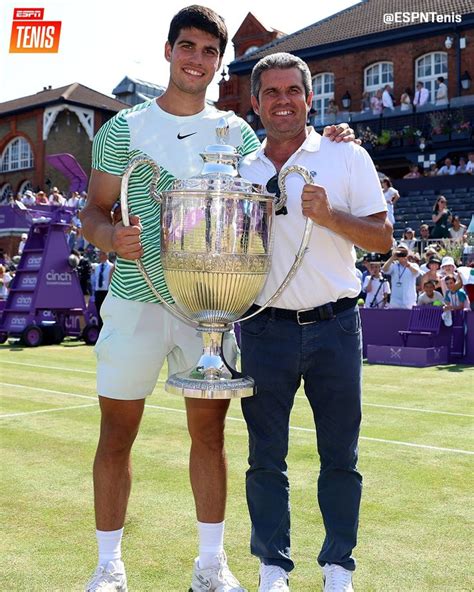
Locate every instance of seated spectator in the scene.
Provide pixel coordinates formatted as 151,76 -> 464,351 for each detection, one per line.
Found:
382,245 -> 420,309
363,261 -> 391,309
35,190 -> 49,205
370,89 -> 383,115
466,152 -> 474,174
420,246 -> 439,272
416,224 -> 432,254
49,187 -> 66,205
403,164 -> 421,179
456,157 -> 468,174
401,227 -> 416,251
420,256 -> 442,291
66,191 -> 80,208
449,215 -> 467,242
21,190 -> 36,207
426,161 -> 438,176
417,280 -> 444,306
431,195 -> 452,239
437,158 -> 456,176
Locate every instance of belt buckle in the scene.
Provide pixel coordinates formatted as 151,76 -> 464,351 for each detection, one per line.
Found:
296,307 -> 317,326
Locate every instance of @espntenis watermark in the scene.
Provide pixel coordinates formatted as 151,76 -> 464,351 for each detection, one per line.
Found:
383,12 -> 462,25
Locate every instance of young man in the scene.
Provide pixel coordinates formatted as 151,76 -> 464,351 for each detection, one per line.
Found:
80,7 -> 355,592
417,279 -> 444,306
238,53 -> 392,592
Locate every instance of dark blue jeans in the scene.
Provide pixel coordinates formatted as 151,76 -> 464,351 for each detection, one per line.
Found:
240,306 -> 363,572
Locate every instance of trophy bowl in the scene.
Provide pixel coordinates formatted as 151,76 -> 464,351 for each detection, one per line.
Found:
121,119 -> 313,399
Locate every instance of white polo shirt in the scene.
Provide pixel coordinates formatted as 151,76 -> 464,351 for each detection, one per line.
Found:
239,129 -> 387,309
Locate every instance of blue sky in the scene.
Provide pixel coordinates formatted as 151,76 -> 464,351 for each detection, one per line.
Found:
0,0 -> 358,103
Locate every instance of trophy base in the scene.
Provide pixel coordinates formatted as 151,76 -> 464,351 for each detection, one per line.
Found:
165,373 -> 255,399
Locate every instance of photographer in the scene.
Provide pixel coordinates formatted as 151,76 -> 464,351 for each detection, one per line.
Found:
363,259 -> 390,309
382,246 -> 420,308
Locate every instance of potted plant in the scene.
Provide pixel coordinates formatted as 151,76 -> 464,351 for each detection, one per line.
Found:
401,125 -> 422,146
357,126 -> 379,151
429,111 -> 451,142
452,120 -> 471,141
377,129 -> 392,148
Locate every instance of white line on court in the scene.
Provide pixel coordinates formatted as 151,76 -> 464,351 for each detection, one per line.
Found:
295,395 -> 474,418
0,403 -> 97,418
1,382 -> 473,456
2,361 -> 471,418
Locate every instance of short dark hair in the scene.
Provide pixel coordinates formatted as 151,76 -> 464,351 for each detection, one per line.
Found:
168,5 -> 228,55
437,76 -> 445,83
424,280 -> 435,287
251,52 -> 312,99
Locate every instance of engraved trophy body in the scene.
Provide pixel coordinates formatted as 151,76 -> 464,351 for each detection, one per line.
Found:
121,120 -> 313,399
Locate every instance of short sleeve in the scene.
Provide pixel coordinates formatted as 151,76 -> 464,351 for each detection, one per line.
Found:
348,145 -> 387,218
92,112 -> 131,176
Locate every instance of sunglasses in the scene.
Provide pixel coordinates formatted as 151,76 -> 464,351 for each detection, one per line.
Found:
266,174 -> 287,216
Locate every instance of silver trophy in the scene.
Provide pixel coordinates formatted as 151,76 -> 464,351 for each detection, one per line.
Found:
121,119 -> 313,399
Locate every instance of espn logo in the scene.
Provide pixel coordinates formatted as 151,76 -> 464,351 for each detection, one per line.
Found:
10,7 -> 61,53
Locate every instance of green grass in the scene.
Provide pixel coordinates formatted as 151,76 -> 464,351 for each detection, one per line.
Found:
1,341 -> 473,591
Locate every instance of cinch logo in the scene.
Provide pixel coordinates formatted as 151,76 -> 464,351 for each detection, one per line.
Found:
65,316 -> 80,330
10,7 -> 61,53
46,269 -> 72,284
15,295 -> 32,307
21,276 -> 37,287
10,316 -> 27,327
26,255 -> 42,268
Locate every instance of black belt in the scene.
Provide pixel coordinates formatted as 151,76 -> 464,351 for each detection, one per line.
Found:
248,297 -> 358,325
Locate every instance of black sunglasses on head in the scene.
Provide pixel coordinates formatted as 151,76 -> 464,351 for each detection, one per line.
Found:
266,174 -> 287,216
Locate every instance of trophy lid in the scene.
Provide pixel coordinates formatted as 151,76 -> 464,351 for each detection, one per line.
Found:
171,118 -> 268,195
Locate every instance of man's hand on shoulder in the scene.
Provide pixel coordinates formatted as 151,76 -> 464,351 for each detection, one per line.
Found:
323,123 -> 361,145
112,214 -> 143,260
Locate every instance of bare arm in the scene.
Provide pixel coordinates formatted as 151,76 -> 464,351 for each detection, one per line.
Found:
301,183 -> 393,252
80,169 -> 143,260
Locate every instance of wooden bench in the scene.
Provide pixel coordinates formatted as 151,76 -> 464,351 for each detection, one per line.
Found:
398,306 -> 443,347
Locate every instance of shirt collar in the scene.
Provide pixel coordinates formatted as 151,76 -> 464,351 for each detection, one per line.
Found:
255,127 -> 322,163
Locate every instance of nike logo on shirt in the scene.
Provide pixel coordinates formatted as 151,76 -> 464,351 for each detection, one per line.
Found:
177,132 -> 197,140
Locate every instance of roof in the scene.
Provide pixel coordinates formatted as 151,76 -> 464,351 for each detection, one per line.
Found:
231,0 -> 474,69
0,83 -> 128,116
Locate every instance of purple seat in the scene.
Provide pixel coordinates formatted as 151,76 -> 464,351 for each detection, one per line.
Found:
398,306 -> 443,346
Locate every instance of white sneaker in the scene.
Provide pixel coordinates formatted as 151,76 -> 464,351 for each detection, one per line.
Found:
189,551 -> 247,591
258,563 -> 289,592
85,560 -> 128,592
323,564 -> 354,592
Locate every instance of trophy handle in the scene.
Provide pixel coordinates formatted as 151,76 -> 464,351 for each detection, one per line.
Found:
237,165 -> 314,323
120,155 -> 197,326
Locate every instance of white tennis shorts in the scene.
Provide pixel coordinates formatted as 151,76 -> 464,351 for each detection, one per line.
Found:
94,294 -> 237,400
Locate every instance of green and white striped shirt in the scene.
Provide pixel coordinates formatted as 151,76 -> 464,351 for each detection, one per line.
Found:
92,99 -> 260,303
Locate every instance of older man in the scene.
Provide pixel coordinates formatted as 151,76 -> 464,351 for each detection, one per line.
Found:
239,53 -> 392,592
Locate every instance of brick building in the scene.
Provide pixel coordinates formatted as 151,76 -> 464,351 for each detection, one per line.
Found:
0,83 -> 127,200
217,0 -> 474,177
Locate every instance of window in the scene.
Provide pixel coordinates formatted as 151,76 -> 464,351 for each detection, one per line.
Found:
18,180 -> 33,195
0,183 -> 12,203
312,73 -> 334,125
364,62 -> 393,98
416,52 -> 448,103
1,137 -> 34,172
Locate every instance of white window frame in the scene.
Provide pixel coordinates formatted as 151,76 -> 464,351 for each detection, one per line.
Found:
415,52 -> 448,104
312,72 -> 334,126
1,137 -> 34,172
0,183 -> 12,203
364,62 -> 394,98
18,180 -> 33,195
